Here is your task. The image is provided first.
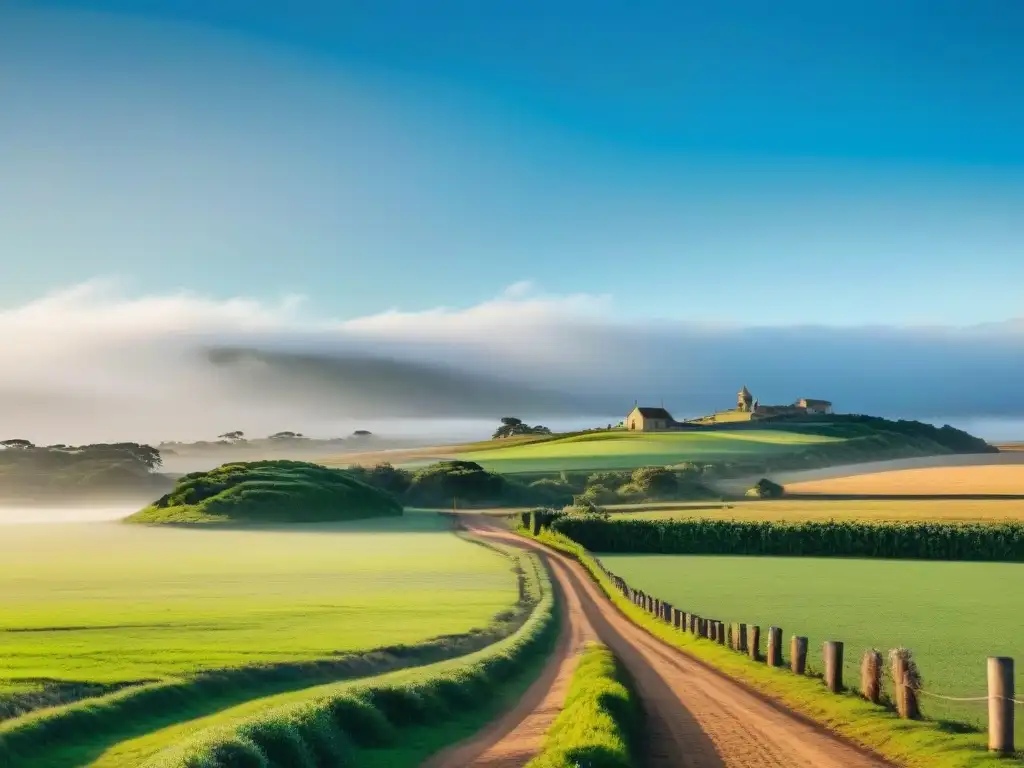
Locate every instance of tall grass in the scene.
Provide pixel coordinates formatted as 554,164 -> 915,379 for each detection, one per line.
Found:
140,552 -> 557,767
552,517 -> 1024,562
525,643 -> 639,768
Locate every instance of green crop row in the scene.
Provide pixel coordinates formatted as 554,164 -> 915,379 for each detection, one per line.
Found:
552,517 -> 1024,562
141,551 -> 557,768
525,642 -> 639,768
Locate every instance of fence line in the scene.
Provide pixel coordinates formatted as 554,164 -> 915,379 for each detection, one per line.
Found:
577,543 -> 1017,754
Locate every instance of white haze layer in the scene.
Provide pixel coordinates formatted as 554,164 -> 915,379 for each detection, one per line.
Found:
0,280 -> 1022,445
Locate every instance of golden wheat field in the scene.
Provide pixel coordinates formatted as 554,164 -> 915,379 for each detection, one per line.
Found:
787,463 -> 1024,495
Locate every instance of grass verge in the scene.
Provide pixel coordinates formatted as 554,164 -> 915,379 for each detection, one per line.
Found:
526,642 -> 639,768
521,527 -> 1022,768
139,548 -> 557,767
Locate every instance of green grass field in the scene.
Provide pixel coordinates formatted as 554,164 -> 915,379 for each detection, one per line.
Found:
611,497 -> 1024,523
0,511 -> 516,690
458,430 -> 841,473
599,553 -> 1024,734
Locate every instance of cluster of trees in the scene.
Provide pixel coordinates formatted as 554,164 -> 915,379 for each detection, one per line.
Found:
345,460 -> 718,510
526,464 -> 717,508
491,417 -> 553,440
0,441 -> 170,500
160,430 -> 379,455
0,440 -> 163,469
347,460 -> 524,507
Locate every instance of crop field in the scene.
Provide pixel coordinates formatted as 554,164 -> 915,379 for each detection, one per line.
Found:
0,511 -> 516,691
599,553 -> 1024,734
611,497 -> 1024,523
457,430 -> 842,473
786,463 -> 1024,496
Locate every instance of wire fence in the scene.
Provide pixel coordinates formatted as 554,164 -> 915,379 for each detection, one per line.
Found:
581,548 -> 1019,753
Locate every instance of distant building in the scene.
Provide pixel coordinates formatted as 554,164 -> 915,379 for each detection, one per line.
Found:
739,385 -> 833,419
631,388 -> 833,430
626,405 -> 676,432
796,398 -> 833,415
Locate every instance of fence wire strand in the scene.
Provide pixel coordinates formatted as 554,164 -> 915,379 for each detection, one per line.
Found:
898,683 -> 1023,705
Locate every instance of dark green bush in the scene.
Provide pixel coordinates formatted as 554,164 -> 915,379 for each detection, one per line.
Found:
202,738 -> 268,767
238,721 -> 315,768
552,518 -> 1024,562
326,696 -> 394,748
746,478 -> 784,498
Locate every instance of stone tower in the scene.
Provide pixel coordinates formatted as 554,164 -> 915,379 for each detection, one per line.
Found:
737,385 -> 753,412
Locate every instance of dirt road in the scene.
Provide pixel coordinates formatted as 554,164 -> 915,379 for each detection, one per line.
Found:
430,516 -> 892,768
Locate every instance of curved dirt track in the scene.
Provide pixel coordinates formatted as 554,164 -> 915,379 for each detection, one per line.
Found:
431,516 -> 892,768
424,542 -> 596,768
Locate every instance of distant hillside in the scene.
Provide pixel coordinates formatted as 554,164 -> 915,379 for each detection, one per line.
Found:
128,460 -> 403,525
368,415 -> 997,478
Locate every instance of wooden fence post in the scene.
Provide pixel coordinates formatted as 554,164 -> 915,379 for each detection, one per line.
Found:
988,657 -> 1014,754
748,625 -> 761,661
823,641 -> 844,693
791,636 -> 808,675
738,623 -> 748,654
716,623 -> 725,645
767,627 -> 782,667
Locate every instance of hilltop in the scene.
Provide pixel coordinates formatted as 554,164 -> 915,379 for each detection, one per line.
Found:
127,460 -> 403,525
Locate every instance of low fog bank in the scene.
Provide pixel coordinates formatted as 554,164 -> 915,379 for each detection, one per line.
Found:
0,505 -> 140,525
1,282 -> 1023,445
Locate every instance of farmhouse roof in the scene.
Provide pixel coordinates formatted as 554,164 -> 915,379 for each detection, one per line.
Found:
634,406 -> 674,419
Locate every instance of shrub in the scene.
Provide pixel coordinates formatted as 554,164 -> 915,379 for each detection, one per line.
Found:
629,466 -> 678,496
586,471 -> 631,490
745,478 -> 784,498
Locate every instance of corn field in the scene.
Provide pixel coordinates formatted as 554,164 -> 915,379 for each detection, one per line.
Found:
551,517 -> 1024,561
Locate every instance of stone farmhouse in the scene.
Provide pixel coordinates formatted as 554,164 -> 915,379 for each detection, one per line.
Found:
626,387 -> 833,432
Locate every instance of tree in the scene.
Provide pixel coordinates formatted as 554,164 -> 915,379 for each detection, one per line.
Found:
268,431 -> 305,440
491,418 -> 552,439
352,430 -> 372,438
218,431 -> 245,442
0,439 -> 34,449
103,443 -> 163,470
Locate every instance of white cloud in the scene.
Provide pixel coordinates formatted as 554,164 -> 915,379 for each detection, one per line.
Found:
0,280 -> 1022,444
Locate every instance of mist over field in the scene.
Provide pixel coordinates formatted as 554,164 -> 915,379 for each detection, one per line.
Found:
0,506 -> 139,525
0,281 -> 1022,445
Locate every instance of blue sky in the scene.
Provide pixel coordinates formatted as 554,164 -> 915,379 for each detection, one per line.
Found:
2,2 -> 1024,442
3,1 -> 1023,326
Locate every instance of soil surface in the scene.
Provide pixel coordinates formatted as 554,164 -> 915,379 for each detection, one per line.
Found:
425,516 -> 892,768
